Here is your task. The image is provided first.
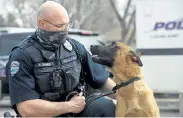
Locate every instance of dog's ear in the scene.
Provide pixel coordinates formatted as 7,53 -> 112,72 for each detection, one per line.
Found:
129,50 -> 143,67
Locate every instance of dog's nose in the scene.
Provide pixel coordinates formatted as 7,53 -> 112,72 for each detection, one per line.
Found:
90,45 -> 93,48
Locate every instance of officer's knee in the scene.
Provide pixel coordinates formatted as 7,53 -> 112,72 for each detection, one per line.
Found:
81,97 -> 116,117
95,97 -> 116,117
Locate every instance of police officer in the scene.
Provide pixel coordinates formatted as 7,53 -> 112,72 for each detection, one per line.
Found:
5,1 -> 116,117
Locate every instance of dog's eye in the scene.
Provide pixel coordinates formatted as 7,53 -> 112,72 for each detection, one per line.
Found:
111,42 -> 116,47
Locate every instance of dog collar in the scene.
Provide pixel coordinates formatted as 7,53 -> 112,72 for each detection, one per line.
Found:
112,77 -> 140,91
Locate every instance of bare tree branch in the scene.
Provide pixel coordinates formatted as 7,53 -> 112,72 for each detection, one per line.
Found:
79,1 -> 100,28
1,0 -> 118,36
121,0 -> 133,41
127,24 -> 136,45
123,9 -> 136,36
123,0 -> 132,21
109,0 -> 123,22
124,23 -> 135,44
126,9 -> 136,31
108,0 -> 135,42
109,0 -> 133,40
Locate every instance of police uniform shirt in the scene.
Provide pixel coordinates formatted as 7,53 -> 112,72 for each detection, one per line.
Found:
5,36 -> 109,110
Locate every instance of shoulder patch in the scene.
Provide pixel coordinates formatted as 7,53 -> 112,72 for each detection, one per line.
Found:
10,61 -> 20,76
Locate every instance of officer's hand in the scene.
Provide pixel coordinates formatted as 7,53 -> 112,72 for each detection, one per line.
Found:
68,95 -> 86,113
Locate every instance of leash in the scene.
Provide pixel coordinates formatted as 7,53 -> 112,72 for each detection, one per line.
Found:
66,77 -> 140,117
85,77 -> 140,106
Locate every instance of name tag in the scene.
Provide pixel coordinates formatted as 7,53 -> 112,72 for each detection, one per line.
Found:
35,62 -> 54,68
61,56 -> 77,64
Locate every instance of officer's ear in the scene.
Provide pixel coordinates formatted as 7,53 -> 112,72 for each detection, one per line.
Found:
38,19 -> 45,29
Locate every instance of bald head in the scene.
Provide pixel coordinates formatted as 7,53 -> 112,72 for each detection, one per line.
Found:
37,1 -> 69,31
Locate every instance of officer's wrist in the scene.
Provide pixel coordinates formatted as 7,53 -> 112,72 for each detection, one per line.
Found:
56,101 -> 72,114
65,101 -> 74,113
61,101 -> 73,113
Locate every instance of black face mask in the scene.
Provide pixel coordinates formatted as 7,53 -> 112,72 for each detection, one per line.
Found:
36,28 -> 68,50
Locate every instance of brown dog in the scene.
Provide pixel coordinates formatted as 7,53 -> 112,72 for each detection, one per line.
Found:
90,42 -> 160,117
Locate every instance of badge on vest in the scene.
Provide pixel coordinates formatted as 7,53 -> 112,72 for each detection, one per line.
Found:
63,40 -> 73,52
10,61 -> 20,76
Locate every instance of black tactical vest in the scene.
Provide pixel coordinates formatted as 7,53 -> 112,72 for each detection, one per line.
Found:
12,35 -> 83,100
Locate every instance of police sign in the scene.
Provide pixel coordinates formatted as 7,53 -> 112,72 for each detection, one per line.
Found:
136,0 -> 183,49
136,0 -> 183,93
154,20 -> 183,31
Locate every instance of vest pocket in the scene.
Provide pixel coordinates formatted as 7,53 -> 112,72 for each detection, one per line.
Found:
64,64 -> 81,93
65,68 -> 78,93
34,66 -> 54,93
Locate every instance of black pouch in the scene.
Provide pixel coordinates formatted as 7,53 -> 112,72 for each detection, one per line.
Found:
34,62 -> 54,93
64,67 -> 79,93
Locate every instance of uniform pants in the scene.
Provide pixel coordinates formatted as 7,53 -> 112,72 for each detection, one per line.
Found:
60,97 -> 116,117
